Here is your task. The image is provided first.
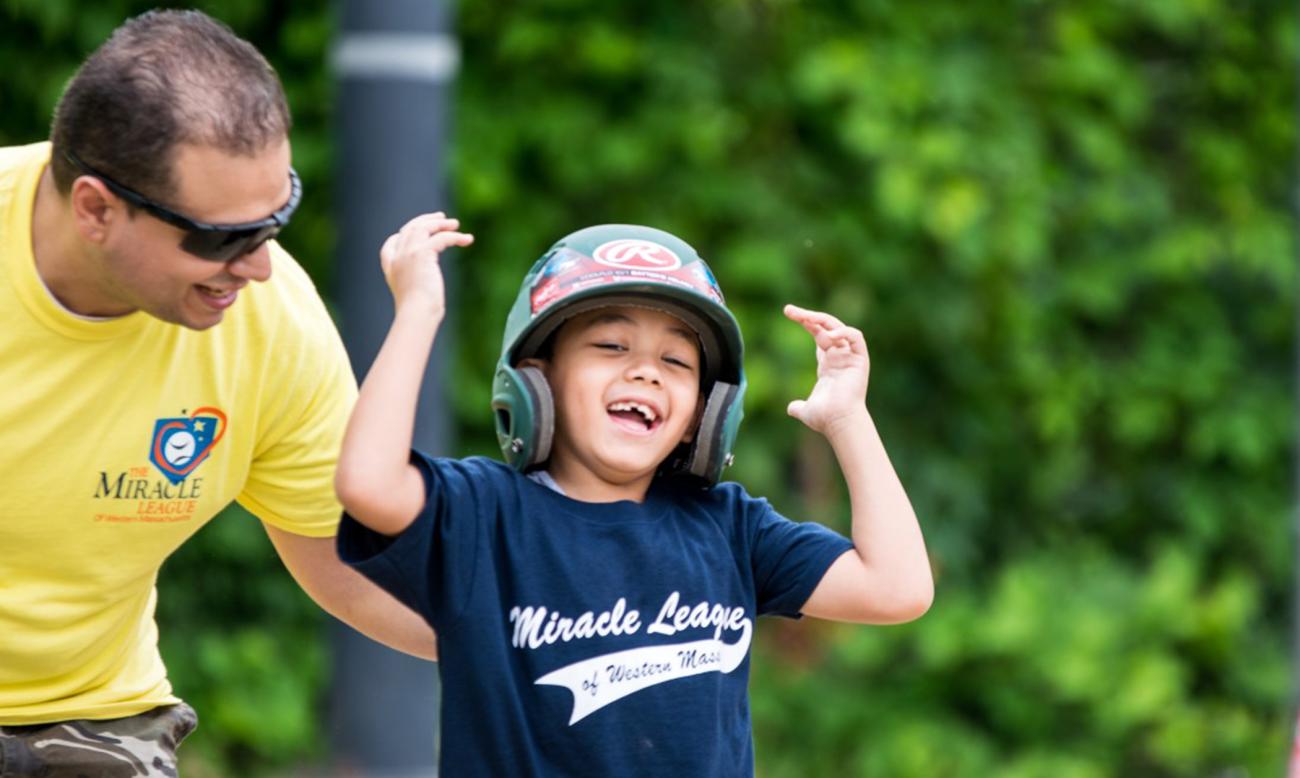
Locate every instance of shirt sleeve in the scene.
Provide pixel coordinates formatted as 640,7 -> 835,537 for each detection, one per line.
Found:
338,455 -> 499,631
745,493 -> 854,618
236,246 -> 359,537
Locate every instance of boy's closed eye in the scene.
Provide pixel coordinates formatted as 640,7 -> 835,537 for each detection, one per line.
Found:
591,341 -> 696,371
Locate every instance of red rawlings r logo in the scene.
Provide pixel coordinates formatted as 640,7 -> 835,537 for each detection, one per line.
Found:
593,240 -> 682,271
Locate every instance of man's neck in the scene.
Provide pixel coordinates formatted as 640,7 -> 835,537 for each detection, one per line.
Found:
30,166 -> 128,317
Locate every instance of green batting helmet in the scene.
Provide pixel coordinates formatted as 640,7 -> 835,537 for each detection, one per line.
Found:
491,224 -> 746,485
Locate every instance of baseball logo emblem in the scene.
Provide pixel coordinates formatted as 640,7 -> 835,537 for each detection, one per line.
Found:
165,431 -> 198,466
149,406 -> 228,484
593,240 -> 682,271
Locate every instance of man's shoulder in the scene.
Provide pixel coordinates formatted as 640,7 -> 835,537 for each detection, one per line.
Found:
0,142 -> 50,196
0,142 -> 49,170
232,242 -> 338,343
252,243 -> 325,308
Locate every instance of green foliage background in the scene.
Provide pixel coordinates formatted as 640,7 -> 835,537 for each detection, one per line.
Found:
1,0 -> 1294,775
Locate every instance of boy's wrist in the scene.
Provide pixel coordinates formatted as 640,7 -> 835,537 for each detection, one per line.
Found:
393,297 -> 445,328
822,406 -> 872,443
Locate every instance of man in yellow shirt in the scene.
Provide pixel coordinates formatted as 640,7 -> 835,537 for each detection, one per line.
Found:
0,10 -> 435,775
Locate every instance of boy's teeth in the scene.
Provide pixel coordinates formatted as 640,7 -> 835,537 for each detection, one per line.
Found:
608,401 -> 656,423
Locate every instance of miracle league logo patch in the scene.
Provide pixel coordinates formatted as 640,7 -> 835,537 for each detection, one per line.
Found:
150,407 -> 227,484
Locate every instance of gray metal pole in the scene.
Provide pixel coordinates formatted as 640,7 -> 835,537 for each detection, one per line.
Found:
1292,3 -> 1300,772
330,2 -> 458,775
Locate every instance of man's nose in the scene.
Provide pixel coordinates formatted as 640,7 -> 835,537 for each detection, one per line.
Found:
228,242 -> 273,282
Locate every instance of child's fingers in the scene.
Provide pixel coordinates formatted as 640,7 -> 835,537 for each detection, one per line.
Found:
393,212 -> 446,247
398,211 -> 446,234
421,231 -> 475,253
783,304 -> 818,327
396,212 -> 461,252
399,228 -> 474,263
784,304 -> 847,334
784,306 -> 825,339
814,326 -> 867,355
417,216 -> 461,236
805,309 -> 848,331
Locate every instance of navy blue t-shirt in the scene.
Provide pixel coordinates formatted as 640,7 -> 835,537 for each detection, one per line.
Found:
338,454 -> 854,777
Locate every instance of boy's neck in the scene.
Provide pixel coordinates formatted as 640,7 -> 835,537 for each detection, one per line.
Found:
546,459 -> 653,504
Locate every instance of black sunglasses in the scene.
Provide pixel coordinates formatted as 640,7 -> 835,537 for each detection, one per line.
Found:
63,149 -> 301,262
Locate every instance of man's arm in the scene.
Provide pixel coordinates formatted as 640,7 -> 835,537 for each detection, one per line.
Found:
781,305 -> 934,624
263,523 -> 438,660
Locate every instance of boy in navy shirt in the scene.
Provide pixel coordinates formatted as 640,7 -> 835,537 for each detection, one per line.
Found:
335,213 -> 933,776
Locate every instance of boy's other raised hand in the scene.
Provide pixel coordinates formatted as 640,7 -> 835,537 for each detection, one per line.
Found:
379,212 -> 474,317
784,304 -> 870,436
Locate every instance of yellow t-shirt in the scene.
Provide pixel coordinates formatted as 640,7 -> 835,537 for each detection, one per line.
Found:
0,142 -> 359,724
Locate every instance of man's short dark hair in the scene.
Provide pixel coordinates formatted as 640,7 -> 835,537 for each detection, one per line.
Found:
49,9 -> 291,202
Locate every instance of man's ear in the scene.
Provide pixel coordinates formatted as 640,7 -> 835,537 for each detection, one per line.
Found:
69,177 -> 118,245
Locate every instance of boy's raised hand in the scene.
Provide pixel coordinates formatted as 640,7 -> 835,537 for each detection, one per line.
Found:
784,304 -> 870,436
379,212 -> 474,316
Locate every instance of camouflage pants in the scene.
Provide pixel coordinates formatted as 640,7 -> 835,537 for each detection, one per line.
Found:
0,703 -> 197,777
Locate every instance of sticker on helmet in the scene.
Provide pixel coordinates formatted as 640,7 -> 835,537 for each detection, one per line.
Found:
530,245 -> 724,316
593,240 -> 682,271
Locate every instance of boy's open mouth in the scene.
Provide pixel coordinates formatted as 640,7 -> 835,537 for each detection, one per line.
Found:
606,400 -> 662,433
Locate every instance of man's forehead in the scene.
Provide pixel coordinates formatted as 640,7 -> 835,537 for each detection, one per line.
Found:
169,139 -> 292,222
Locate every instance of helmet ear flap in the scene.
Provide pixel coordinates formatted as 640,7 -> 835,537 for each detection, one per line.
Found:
491,365 -> 555,470
517,366 -> 554,467
685,381 -> 743,484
